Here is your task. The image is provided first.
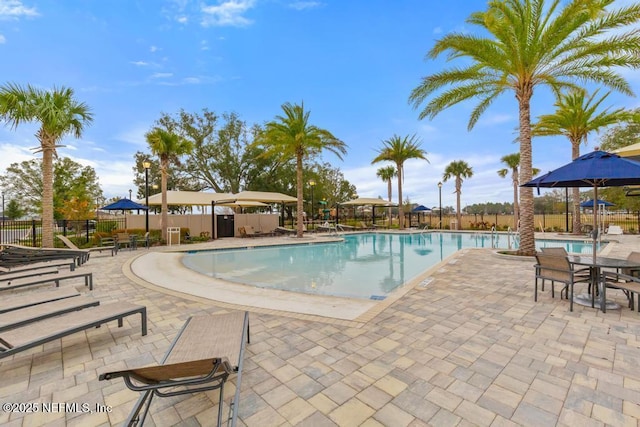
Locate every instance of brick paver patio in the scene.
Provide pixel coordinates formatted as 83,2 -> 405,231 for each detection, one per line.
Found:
1,233 -> 639,426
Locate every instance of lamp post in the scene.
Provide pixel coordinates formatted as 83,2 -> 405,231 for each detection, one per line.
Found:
1,192 -> 4,245
309,179 -> 316,228
143,161 -> 151,233
129,189 -> 132,200
438,182 -> 443,229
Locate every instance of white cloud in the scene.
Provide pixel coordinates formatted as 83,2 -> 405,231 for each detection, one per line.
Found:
433,26 -> 442,34
0,0 -> 38,19
150,72 -> 173,78
0,143 -> 35,173
288,1 -> 323,11
130,60 -> 149,66
176,15 -> 188,24
149,45 -> 160,53
200,40 -> 209,50
477,113 -> 514,126
201,0 -> 255,27
114,125 -> 149,146
0,34 -> 5,43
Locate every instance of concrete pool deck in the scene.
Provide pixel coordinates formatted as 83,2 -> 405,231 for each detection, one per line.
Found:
1,232 -> 640,426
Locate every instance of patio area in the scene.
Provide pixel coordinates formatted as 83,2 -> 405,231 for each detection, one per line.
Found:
1,233 -> 640,426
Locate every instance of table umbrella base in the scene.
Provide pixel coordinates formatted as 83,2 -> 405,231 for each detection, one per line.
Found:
573,293 -> 621,310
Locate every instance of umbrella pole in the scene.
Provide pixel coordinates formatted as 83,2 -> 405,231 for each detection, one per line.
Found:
592,186 -> 598,263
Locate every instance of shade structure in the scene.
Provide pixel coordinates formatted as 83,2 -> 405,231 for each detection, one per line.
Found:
580,199 -> 614,208
101,198 -> 148,211
227,191 -> 298,204
613,141 -> 640,161
522,150 -> 640,260
141,191 -> 235,206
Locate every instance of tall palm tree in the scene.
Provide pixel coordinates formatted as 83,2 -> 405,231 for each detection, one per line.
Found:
376,165 -> 397,225
409,0 -> 640,255
0,83 -> 93,247
497,153 -> 540,230
533,88 -> 639,234
443,160 -> 473,230
145,127 -> 193,241
259,102 -> 347,238
372,134 -> 428,229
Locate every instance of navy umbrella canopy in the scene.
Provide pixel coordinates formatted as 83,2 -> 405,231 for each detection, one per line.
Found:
523,150 -> 640,259
101,198 -> 149,211
412,205 -> 431,212
580,199 -> 614,208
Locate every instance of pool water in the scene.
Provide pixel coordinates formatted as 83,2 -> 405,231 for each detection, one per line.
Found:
182,232 -> 604,300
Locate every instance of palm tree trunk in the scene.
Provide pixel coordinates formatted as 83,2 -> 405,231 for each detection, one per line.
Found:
517,90 -> 535,256
161,157 -> 168,241
512,171 -> 519,229
456,178 -> 462,230
296,153 -> 304,238
387,179 -> 393,226
571,140 -> 582,235
397,163 -> 404,229
41,144 -> 55,248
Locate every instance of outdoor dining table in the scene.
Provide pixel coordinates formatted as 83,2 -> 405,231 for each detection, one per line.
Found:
568,255 -> 640,313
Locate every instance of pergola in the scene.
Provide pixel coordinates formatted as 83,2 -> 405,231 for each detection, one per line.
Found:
339,197 -> 397,227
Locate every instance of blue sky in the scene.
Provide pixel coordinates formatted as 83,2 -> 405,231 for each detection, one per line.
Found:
1,0 -> 640,210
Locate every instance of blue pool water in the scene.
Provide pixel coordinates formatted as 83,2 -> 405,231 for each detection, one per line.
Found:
182,233 -> 604,300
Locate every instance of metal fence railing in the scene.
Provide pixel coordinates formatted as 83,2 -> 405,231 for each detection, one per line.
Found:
1,218 -> 129,248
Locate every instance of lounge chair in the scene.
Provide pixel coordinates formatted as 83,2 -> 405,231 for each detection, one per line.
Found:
274,226 -> 296,235
0,270 -> 93,291
0,287 -> 80,314
0,266 -> 60,282
56,234 -> 116,258
1,244 -> 83,267
244,225 -> 258,237
0,296 -> 100,332
99,311 -> 249,427
0,258 -> 76,273
0,301 -> 147,359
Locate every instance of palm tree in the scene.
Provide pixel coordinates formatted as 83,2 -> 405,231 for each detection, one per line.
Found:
443,160 -> 473,230
533,88 -> 639,234
0,83 -> 93,248
372,134 -> 428,229
497,153 -> 540,230
259,102 -> 347,238
145,127 -> 193,241
376,165 -> 397,225
409,0 -> 640,255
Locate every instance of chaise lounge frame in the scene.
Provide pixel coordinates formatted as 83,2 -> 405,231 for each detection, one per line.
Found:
99,311 -> 250,427
0,302 -> 147,359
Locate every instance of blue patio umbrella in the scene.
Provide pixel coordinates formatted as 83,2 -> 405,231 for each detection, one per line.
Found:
412,205 -> 431,212
522,150 -> 640,260
100,198 -> 149,211
580,199 -> 614,208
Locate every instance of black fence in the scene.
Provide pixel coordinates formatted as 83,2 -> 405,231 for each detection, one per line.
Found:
0,218 -> 128,248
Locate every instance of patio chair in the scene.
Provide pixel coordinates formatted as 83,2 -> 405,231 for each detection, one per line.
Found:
116,233 -> 134,251
274,226 -> 296,235
99,311 -> 249,427
0,287 -> 80,314
534,252 -> 584,311
56,234 -> 116,258
540,247 -> 592,288
0,296 -> 100,332
601,270 -> 640,311
0,302 -> 147,359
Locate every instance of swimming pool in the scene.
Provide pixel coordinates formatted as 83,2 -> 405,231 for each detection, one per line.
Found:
182,232 -> 604,300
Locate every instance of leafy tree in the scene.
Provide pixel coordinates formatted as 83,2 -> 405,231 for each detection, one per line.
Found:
256,102 -> 347,238
57,197 -> 93,237
409,0 -> 640,255
534,88 -> 639,233
443,160 -> 473,230
497,153 -> 540,230
145,127 -> 194,240
5,199 -> 24,220
0,157 -> 102,219
599,108 -> 640,151
0,84 -> 93,247
372,134 -> 428,229
376,165 -> 397,223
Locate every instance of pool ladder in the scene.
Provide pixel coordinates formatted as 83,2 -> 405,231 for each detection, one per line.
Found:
506,227 -> 520,250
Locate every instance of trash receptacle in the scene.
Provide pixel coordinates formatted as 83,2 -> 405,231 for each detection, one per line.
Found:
216,215 -> 235,238
167,227 -> 181,246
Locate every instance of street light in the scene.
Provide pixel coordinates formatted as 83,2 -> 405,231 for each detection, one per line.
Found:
1,192 -> 4,245
128,189 -> 132,200
143,161 -> 151,233
438,182 -> 443,229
